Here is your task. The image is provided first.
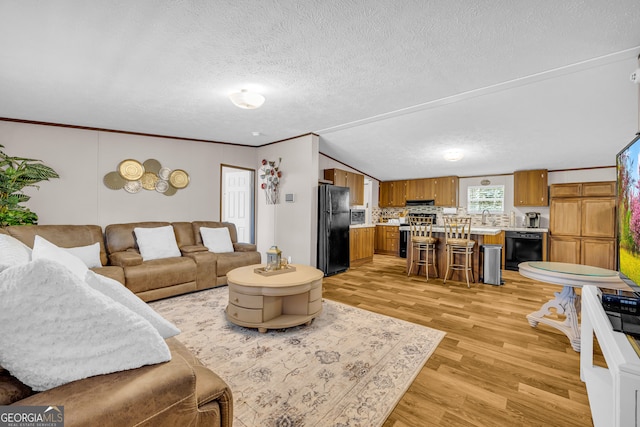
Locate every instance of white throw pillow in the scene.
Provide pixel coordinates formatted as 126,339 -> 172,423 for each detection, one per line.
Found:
134,226 -> 181,261
200,227 -> 234,253
64,242 -> 102,268
0,259 -> 170,391
32,235 -> 88,279
0,234 -> 31,272
85,270 -> 180,339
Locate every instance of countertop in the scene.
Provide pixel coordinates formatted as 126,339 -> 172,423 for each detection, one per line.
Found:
359,223 -> 549,234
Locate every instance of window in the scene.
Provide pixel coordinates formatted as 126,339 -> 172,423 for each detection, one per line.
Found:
467,185 -> 504,214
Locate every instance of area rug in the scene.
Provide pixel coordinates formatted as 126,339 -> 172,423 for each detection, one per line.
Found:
150,287 -> 445,427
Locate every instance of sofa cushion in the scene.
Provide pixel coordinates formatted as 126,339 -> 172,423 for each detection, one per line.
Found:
192,221 -> 238,245
0,234 -> 31,272
200,227 -> 234,253
64,242 -> 102,268
6,224 -> 109,266
0,258 -> 171,391
123,257 -> 197,294
32,235 -> 88,279
134,226 -> 181,261
105,221 -> 171,254
216,252 -> 262,276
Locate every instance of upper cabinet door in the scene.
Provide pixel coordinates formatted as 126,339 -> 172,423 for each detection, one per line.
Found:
550,198 -> 581,236
406,178 -> 434,200
514,169 -> 548,206
581,198 -> 616,238
434,176 -> 458,206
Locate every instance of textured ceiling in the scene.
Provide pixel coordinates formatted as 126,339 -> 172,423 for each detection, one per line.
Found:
1,1 -> 639,180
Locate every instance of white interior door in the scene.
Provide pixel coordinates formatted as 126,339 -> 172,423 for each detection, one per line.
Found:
222,166 -> 255,243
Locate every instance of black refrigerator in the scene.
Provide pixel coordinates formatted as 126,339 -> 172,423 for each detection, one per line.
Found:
317,185 -> 350,276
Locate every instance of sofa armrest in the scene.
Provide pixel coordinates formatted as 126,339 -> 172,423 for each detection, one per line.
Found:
183,251 -> 218,290
109,250 -> 143,267
233,242 -> 257,252
15,338 -> 232,427
180,244 -> 208,254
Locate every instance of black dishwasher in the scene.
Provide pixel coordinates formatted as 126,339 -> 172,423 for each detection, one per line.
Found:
505,231 -> 543,270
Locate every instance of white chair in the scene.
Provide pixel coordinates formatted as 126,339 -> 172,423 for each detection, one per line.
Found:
443,217 -> 475,287
407,216 -> 438,280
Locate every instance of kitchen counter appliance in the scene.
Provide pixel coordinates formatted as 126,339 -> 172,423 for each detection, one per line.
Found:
525,212 -> 541,228
350,209 -> 366,225
505,230 -> 543,270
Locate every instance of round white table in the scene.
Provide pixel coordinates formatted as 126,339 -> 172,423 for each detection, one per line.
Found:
518,261 -> 628,352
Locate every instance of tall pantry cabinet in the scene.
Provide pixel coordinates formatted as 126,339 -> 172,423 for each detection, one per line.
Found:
548,182 -> 616,269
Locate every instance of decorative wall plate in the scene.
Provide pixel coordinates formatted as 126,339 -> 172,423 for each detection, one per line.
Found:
163,185 -> 178,196
141,172 -> 159,190
103,171 -> 126,190
169,169 -> 190,189
155,180 -> 169,193
158,167 -> 172,180
143,158 -> 162,174
123,180 -> 142,193
118,159 -> 145,180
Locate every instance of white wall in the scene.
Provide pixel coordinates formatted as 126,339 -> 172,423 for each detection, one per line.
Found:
0,121 -> 255,226
257,134 -> 319,266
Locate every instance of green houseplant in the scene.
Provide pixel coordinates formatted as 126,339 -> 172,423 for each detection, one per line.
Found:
0,144 -> 59,226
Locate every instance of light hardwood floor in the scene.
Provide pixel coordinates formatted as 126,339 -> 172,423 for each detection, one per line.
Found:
322,254 -> 601,427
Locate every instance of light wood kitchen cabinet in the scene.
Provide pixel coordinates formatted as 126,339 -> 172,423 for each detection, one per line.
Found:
581,238 -> 616,270
350,226 -> 375,265
550,181 -> 616,199
548,236 -> 581,264
390,175 -> 458,206
433,176 -> 459,206
324,168 -> 365,205
406,178 -> 435,200
374,225 -> 399,255
379,181 -> 406,207
514,169 -> 548,206
548,181 -> 616,269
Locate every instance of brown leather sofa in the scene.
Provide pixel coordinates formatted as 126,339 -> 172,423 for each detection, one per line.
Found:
2,338 -> 233,427
1,224 -> 124,283
105,221 -> 261,301
1,224 -> 236,426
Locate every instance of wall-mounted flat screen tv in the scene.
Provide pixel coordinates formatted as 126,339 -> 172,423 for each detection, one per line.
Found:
617,132 -> 640,291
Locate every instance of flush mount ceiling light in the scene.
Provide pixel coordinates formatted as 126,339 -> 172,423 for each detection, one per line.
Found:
229,89 -> 265,109
443,149 -> 464,162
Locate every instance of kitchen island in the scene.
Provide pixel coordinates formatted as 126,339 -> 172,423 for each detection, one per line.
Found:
405,226 -> 502,283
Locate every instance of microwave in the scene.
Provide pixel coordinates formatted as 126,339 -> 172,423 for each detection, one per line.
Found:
350,209 -> 366,225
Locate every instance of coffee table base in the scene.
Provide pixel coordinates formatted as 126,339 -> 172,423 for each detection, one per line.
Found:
526,285 -> 581,352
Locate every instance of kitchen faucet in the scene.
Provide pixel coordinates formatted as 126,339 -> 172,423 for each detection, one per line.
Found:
481,209 -> 490,225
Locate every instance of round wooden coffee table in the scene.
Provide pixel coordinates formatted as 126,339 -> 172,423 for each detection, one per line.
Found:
226,264 -> 324,333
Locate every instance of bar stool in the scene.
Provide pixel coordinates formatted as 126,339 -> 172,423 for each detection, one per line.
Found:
443,216 -> 475,287
407,215 -> 438,280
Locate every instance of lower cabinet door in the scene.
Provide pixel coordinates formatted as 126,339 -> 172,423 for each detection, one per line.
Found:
581,238 -> 615,270
549,236 -> 581,264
